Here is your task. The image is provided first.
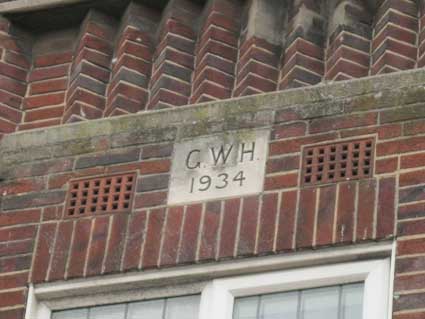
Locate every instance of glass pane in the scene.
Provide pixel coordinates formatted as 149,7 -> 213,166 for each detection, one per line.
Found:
299,286 -> 340,319
52,309 -> 88,319
127,299 -> 164,319
259,292 -> 298,319
341,284 -> 364,319
165,295 -> 200,319
234,296 -> 259,319
90,304 -> 126,319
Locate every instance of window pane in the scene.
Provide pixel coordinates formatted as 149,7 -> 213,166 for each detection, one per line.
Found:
90,304 -> 126,319
341,284 -> 364,319
127,299 -> 164,319
259,292 -> 298,319
234,296 -> 259,319
165,295 -> 200,319
234,283 -> 363,319
300,286 -> 339,319
52,309 -> 88,319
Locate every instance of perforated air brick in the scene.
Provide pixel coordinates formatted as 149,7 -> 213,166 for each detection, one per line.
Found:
65,173 -> 136,218
301,138 -> 374,186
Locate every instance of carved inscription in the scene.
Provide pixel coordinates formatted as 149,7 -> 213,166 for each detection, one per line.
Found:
168,129 -> 269,205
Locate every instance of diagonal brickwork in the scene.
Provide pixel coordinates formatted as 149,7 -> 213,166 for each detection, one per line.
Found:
325,0 -> 372,81
20,30 -> 75,131
63,10 -> 117,123
233,0 -> 283,97
371,0 -> 418,74
190,0 -> 242,103
279,0 -> 327,89
0,16 -> 30,138
147,0 -> 202,109
105,3 -> 159,117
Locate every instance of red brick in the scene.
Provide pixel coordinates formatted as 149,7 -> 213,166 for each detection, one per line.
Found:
47,221 -> 73,281
394,312 -> 425,319
29,65 -> 69,82
296,188 -> 317,248
401,182 -> 425,204
257,193 -> 278,254
0,225 -> 37,242
0,240 -> 33,257
178,204 -> 202,264
0,271 -> 28,290
357,179 -> 376,241
42,206 -> 63,221
86,216 -> 109,276
378,123 -> 403,139
395,273 -> 425,292
31,223 -> 57,283
24,105 -> 63,122
142,208 -> 166,269
0,62 -> 27,81
103,214 -> 128,274
237,196 -> 259,256
199,201 -> 221,261
335,182 -> 356,243
271,122 -> 307,140
24,93 -> 66,109
264,173 -> 298,190
405,119 -> 425,136
0,290 -> 26,308
399,202 -> 425,220
5,51 -> 30,69
396,255 -> 425,274
266,156 -> 300,174
123,211 -> 147,271
139,159 -> 171,174
0,177 -> 45,196
401,153 -> 425,169
0,209 -> 40,227
134,191 -> 167,209
30,79 -> 67,95
269,133 -> 337,155
0,255 -> 31,272
398,218 -> 425,237
398,238 -> 425,256
141,144 -> 173,159
310,113 -> 377,134
0,308 -> 25,319
160,206 -> 184,267
67,218 -> 92,279
376,177 -> 396,239
34,52 -> 73,67
316,184 -> 336,246
375,157 -> 398,174
275,191 -> 297,251
218,198 -> 239,259
48,167 -> 104,189
400,169 -> 425,187
377,136 -> 425,156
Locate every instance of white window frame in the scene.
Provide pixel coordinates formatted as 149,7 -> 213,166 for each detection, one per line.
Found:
25,242 -> 395,319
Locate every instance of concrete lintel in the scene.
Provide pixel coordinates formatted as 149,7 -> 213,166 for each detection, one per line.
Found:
0,0 -> 91,14
1,68 -> 425,172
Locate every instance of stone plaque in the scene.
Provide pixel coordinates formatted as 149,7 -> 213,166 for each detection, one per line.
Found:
168,129 -> 269,205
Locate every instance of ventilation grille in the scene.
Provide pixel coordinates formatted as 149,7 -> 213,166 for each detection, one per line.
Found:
65,173 -> 136,218
302,139 -> 374,186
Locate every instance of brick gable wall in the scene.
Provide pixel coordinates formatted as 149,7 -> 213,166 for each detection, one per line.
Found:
0,68 -> 425,318
0,1 -> 425,318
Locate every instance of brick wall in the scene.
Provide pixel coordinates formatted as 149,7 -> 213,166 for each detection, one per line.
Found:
0,68 -> 425,317
1,0 -> 425,134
